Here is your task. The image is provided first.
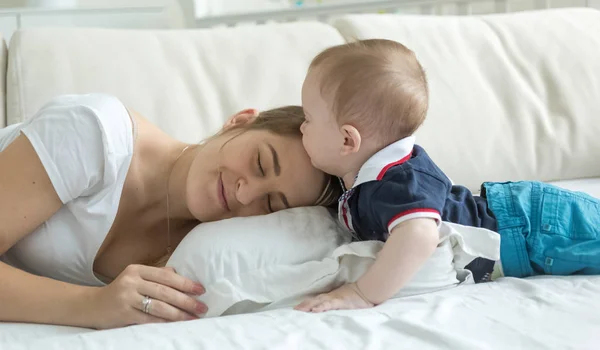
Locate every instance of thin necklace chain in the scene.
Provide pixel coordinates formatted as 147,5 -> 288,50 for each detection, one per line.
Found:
166,145 -> 191,254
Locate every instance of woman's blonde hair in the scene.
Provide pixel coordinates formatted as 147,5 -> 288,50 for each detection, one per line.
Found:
150,106 -> 343,267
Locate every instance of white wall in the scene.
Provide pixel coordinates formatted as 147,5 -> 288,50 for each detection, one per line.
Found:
0,1 -> 172,44
0,0 -> 167,8
74,0 -> 166,7
0,0 -> 27,7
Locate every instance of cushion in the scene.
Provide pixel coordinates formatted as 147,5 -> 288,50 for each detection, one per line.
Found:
549,177 -> 600,199
166,207 -> 500,317
6,22 -> 345,142
333,8 -> 600,191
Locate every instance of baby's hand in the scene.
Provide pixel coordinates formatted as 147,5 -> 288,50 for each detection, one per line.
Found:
294,283 -> 374,313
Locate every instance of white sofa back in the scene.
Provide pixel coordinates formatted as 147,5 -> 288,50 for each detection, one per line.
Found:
4,8 -> 600,191
5,23 -> 344,144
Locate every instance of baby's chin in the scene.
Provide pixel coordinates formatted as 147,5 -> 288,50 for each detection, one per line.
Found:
310,158 -> 327,172
310,159 -> 338,177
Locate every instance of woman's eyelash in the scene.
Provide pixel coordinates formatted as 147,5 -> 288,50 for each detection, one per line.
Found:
267,195 -> 273,213
257,152 -> 265,176
257,152 -> 272,212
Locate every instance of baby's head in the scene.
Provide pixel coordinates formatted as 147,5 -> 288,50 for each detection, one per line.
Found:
300,39 -> 429,181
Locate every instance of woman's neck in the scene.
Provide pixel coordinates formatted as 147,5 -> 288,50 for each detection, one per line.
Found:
133,119 -> 198,224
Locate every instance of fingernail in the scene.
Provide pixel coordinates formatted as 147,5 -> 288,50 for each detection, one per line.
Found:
193,284 -> 205,295
196,304 -> 208,313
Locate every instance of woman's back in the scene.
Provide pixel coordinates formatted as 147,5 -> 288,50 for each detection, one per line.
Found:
0,94 -> 135,286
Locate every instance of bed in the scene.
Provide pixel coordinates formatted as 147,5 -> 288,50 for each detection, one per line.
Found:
1,1 -> 600,349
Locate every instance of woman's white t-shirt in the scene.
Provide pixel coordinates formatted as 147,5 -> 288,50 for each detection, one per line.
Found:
0,94 -> 135,286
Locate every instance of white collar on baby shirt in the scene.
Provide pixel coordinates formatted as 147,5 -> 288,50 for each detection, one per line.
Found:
351,136 -> 416,188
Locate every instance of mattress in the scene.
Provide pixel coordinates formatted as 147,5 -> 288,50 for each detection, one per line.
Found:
2,178 -> 600,349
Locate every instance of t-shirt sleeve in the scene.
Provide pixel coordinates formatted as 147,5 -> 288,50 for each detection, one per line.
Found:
19,95 -> 113,204
357,168 -> 449,236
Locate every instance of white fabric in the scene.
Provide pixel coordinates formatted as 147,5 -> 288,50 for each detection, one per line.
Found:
0,94 -> 134,286
3,275 -> 600,349
167,205 -> 499,318
5,23 -> 345,143
334,8 -> 600,192
166,207 -> 348,317
353,136 -> 415,187
549,177 -> 600,199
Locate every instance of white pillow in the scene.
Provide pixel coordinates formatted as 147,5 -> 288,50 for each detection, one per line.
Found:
166,207 -> 349,317
167,207 -> 501,318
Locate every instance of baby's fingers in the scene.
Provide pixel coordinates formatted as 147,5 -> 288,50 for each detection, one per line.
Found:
312,298 -> 343,313
295,296 -> 325,312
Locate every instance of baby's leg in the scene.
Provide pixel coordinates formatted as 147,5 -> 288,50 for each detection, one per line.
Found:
530,183 -> 600,275
484,181 -> 600,277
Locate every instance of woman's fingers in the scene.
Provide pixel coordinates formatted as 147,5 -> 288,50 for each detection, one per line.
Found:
134,295 -> 199,322
131,307 -> 168,325
139,265 -> 205,295
139,281 -> 207,316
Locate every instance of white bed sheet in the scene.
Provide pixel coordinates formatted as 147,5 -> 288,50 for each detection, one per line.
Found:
3,275 -> 600,350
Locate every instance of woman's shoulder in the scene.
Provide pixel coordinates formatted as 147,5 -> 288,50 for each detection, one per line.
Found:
20,94 -> 136,203
33,94 -> 135,155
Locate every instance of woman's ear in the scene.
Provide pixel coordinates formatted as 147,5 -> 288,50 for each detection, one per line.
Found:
223,109 -> 259,130
339,124 -> 362,156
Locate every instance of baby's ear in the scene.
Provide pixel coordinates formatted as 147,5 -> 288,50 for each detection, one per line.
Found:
223,109 -> 259,130
340,124 -> 362,156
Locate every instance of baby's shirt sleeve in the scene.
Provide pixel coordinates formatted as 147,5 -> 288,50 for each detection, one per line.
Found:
353,167 -> 449,240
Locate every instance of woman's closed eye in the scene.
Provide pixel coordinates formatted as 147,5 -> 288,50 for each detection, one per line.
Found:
257,151 -> 274,213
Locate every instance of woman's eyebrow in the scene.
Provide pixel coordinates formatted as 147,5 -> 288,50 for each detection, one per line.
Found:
267,143 -> 281,176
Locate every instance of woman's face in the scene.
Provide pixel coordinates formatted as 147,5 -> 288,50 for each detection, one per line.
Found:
185,122 -> 327,223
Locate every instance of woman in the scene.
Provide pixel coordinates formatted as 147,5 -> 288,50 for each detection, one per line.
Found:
0,94 -> 341,329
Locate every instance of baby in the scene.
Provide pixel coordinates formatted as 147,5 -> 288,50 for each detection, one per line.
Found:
295,39 -> 600,313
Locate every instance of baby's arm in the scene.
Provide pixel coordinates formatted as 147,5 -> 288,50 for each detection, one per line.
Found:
355,218 -> 439,304
295,218 -> 439,312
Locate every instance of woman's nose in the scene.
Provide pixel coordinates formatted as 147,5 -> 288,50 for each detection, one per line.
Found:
235,178 -> 265,206
300,121 -> 306,134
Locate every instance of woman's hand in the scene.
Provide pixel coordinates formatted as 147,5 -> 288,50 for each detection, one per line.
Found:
87,265 -> 207,329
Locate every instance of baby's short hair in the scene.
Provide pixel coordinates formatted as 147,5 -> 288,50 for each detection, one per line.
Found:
309,39 -> 429,146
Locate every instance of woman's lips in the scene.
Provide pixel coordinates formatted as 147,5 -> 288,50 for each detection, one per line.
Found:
218,172 -> 230,211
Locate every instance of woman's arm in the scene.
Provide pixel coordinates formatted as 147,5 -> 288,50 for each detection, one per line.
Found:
0,135 -> 96,326
0,136 -> 206,328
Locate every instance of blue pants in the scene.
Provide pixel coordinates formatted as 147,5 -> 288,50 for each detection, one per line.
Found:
483,181 -> 600,278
